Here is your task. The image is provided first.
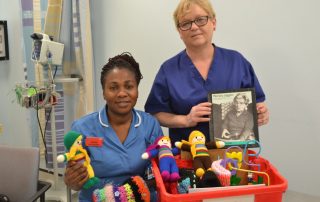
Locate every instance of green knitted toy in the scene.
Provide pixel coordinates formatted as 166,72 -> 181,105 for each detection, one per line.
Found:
57,131 -> 99,189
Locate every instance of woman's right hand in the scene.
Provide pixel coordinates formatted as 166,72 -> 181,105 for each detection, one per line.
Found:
186,102 -> 212,127
64,160 -> 89,191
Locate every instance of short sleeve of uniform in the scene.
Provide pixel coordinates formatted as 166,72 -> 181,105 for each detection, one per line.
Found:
238,55 -> 265,103
141,111 -> 164,145
145,66 -> 172,114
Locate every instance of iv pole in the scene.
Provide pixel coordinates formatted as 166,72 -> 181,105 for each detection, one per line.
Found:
47,58 -> 59,189
46,59 -> 80,191
41,51 -> 79,202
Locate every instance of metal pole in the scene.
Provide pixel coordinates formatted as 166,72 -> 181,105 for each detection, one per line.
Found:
50,104 -> 59,189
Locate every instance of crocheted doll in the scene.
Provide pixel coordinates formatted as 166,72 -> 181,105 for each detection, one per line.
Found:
175,130 -> 225,178
141,136 -> 180,182
92,176 -> 150,202
57,131 -> 99,189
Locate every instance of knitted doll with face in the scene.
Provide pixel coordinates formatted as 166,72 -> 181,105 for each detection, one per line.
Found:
175,130 -> 225,178
57,131 -> 99,189
141,136 -> 180,182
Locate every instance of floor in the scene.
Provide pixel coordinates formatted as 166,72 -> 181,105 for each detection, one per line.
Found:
283,191 -> 320,202
39,170 -> 78,202
40,170 -> 320,202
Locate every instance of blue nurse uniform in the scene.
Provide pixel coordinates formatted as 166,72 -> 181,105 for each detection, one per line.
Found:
71,105 -> 163,201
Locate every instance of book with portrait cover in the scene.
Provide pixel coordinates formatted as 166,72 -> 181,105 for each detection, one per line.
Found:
208,88 -> 259,148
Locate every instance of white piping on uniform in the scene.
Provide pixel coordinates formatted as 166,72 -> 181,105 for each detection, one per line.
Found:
134,111 -> 141,127
99,109 -> 141,128
99,110 -> 109,127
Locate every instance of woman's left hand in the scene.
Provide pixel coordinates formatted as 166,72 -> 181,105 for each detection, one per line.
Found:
256,102 -> 269,126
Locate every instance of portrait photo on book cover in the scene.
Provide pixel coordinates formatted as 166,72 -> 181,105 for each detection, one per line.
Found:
208,88 -> 259,148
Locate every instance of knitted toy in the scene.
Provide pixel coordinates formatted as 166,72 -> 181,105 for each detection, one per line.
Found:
177,168 -> 198,193
141,136 -> 180,182
211,159 -> 233,186
175,130 -> 225,178
92,176 -> 150,202
57,131 -> 99,189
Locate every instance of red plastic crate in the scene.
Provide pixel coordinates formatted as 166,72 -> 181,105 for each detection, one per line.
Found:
151,154 -> 288,202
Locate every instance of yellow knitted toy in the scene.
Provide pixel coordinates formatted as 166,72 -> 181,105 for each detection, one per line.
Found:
57,131 -> 99,189
175,130 -> 225,178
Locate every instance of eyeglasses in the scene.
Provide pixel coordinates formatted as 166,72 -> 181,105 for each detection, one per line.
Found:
178,16 -> 209,31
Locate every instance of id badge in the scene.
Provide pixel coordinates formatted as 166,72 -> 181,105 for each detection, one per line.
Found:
85,137 -> 103,147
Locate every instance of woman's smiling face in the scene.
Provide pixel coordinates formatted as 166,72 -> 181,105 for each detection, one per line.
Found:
103,67 -> 138,116
177,3 -> 216,49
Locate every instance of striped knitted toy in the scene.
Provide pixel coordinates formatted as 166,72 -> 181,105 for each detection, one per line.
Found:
175,130 -> 225,178
141,136 -> 180,182
92,176 -> 150,202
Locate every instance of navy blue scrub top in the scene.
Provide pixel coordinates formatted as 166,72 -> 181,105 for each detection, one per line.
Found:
145,45 -> 265,143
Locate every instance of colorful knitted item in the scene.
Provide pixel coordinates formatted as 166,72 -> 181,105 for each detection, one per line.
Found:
131,176 -> 150,201
63,131 -> 81,150
142,136 -> 180,182
175,130 -> 224,179
177,177 -> 190,193
211,159 -> 231,186
57,131 -> 99,190
178,168 -> 198,193
92,176 -> 150,202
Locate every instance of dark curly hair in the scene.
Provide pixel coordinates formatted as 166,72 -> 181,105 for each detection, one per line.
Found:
100,52 -> 143,89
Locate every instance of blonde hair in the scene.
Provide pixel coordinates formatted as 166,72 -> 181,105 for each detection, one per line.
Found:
173,0 -> 216,28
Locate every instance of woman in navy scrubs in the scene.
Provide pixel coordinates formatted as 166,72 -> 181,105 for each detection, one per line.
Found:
145,0 -> 269,143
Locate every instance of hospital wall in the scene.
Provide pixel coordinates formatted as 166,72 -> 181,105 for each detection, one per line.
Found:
0,0 -> 32,147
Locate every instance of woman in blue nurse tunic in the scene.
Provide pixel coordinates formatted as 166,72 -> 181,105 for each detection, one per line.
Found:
63,52 -> 163,201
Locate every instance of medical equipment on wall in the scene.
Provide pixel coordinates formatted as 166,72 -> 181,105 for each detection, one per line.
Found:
13,33 -> 65,192
31,33 -> 64,66
15,82 -> 60,109
15,33 -> 64,109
